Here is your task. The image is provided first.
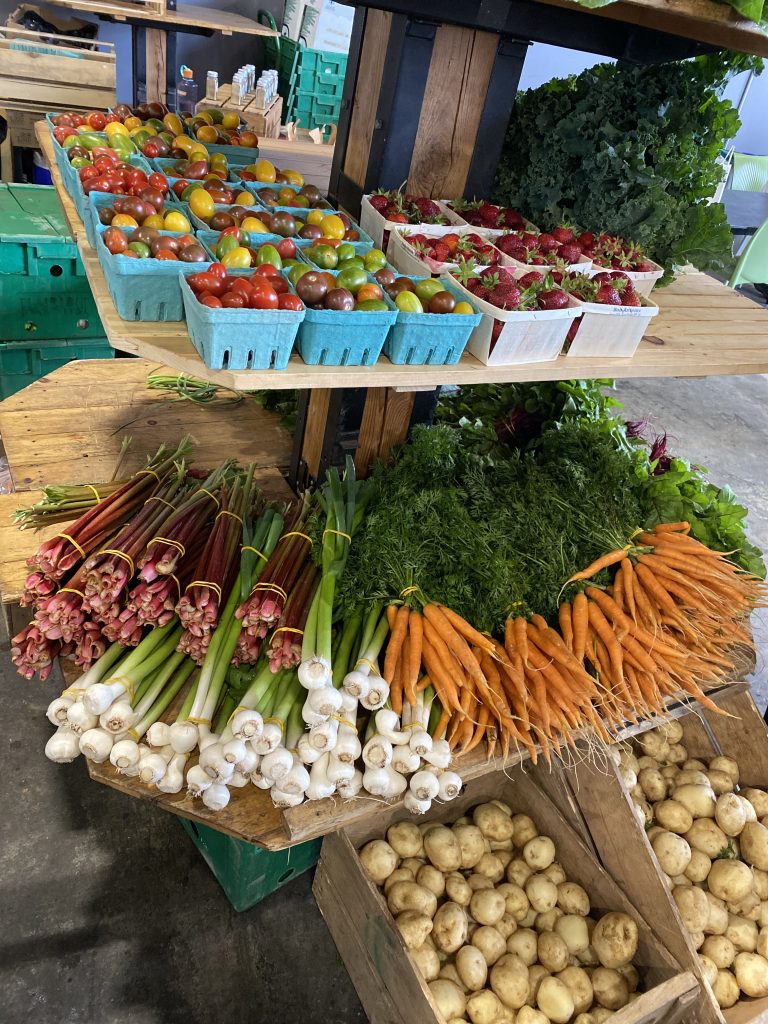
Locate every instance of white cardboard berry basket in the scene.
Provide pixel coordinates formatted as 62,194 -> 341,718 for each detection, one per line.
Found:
589,259 -> 664,297
507,252 -> 593,275
449,270 -> 581,365
359,195 -> 464,249
446,206 -> 540,238
566,293 -> 660,358
388,224 -> 504,277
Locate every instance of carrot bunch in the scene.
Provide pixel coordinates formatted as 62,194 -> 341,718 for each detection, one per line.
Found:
378,522 -> 765,770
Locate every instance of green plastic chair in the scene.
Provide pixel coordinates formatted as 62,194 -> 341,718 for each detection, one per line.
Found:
732,153 -> 768,193
728,218 -> 768,288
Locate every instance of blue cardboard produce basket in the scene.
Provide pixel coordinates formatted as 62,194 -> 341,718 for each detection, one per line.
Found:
70,154 -> 153,224
85,192 -> 192,247
297,270 -> 397,366
180,271 -> 304,370
384,275 -> 482,365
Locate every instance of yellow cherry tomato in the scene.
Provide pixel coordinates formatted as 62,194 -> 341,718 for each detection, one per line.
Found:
253,158 -> 276,183
222,112 -> 240,130
453,301 -> 475,314
173,134 -> 195,154
235,191 -> 255,206
196,110 -> 214,125
306,209 -> 325,226
105,121 -> 129,137
110,214 -> 138,228
221,246 -> 252,268
189,189 -> 215,221
241,216 -> 269,234
163,211 -> 191,232
123,116 -> 142,131
282,168 -> 304,187
320,214 -> 345,240
142,214 -> 164,229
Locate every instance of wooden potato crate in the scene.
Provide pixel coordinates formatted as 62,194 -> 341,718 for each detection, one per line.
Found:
565,687 -> 768,1024
0,26 -> 115,145
313,762 -> 703,1024
196,87 -> 283,138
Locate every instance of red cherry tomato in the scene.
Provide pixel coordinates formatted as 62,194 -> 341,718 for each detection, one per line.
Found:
249,281 -> 279,309
200,294 -> 223,308
79,166 -> 100,183
83,178 -> 112,195
272,277 -> 289,295
228,278 -> 253,297
222,292 -> 247,308
219,226 -> 241,241
172,180 -> 189,198
148,172 -> 169,192
188,272 -> 224,296
208,262 -> 227,279
155,249 -> 179,260
276,238 -> 297,260
254,263 -> 280,279
94,156 -> 117,174
278,293 -> 304,311
102,227 -> 128,254
104,112 -> 120,124
71,114 -> 86,128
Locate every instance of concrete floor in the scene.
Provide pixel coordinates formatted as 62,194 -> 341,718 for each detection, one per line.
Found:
1,373 -> 767,1024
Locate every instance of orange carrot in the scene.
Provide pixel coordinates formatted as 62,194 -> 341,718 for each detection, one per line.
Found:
565,547 -> 632,586
513,617 -> 529,665
424,605 -> 488,690
558,602 -> 574,652
436,604 -> 496,655
464,705 -> 490,753
415,673 -> 432,693
634,563 -> 681,618
654,521 -> 691,534
383,604 -> 409,683
621,559 -> 637,623
572,592 -> 588,664
406,610 -> 423,706
587,599 -> 624,684
613,567 -> 625,612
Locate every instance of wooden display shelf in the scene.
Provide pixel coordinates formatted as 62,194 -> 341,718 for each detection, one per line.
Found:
37,0 -> 278,36
37,123 -> 768,391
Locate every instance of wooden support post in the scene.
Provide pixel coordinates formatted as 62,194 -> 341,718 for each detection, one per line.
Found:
355,388 -> 416,476
145,28 -> 167,105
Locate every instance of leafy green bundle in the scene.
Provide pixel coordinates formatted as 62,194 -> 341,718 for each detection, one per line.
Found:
493,53 -> 762,281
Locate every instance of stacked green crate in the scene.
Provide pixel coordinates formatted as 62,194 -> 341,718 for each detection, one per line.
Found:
0,184 -> 112,399
284,44 -> 347,131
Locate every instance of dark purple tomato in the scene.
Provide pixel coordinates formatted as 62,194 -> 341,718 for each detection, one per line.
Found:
98,207 -> 115,226
388,277 -> 415,297
178,243 -> 208,262
137,186 -> 165,212
428,290 -> 456,314
295,271 -> 329,306
270,211 -> 297,238
129,226 -> 160,245
301,184 -> 322,203
210,212 -> 236,231
257,188 -> 280,205
231,207 -> 250,223
186,160 -> 209,180
324,287 -> 355,311
151,236 -> 181,256
298,223 -> 323,241
374,267 -> 397,288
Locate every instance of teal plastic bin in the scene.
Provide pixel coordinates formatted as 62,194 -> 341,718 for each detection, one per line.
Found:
0,184 -> 104,341
0,337 -> 114,400
383,275 -> 482,365
180,817 -> 321,911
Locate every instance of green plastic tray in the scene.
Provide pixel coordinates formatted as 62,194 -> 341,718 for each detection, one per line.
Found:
179,818 -> 321,911
0,184 -> 104,341
0,337 -> 114,400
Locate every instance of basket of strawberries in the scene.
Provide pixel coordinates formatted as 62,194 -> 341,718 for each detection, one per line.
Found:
561,271 -> 660,358
588,234 -> 663,296
360,189 -> 464,251
494,225 -> 593,274
389,226 -> 502,277
444,198 -> 534,234
448,264 -> 580,365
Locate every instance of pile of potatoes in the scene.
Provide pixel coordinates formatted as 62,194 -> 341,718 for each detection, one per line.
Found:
620,719 -> 768,1008
358,800 -> 641,1024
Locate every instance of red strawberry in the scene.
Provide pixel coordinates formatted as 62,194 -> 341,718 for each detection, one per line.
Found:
622,291 -> 642,307
518,271 -> 545,288
591,272 -> 613,285
578,231 -> 596,248
496,234 -> 524,256
609,271 -> 632,291
566,318 -> 582,343
531,255 -> 546,265
369,194 -> 389,212
520,232 -> 539,250
442,233 -> 461,252
388,212 -> 409,224
491,318 -> 504,343
552,226 -> 575,244
537,233 -> 559,253
489,282 -> 522,310
595,285 -> 622,305
558,244 -> 583,265
479,202 -> 500,225
551,271 -> 564,285
537,289 -> 569,310
634,260 -> 655,273
430,241 -> 451,263
499,209 -> 524,229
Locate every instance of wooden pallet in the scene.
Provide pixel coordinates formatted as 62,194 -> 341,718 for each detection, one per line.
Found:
315,762 -> 703,1024
567,688 -> 768,1024
196,87 -> 283,138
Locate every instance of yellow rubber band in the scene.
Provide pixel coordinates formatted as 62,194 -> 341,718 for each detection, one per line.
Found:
401,722 -> 422,730
227,703 -> 255,724
217,509 -> 243,525
281,531 -> 312,545
330,714 -> 356,729
144,496 -> 175,511
127,728 -> 140,741
355,658 -> 378,673
111,677 -> 135,698
99,549 -> 136,577
400,585 -> 420,597
185,580 -> 223,601
199,487 -> 220,509
187,716 -> 211,726
86,485 -> 102,503
264,716 -> 285,732
147,536 -> 186,556
136,468 -> 161,482
323,528 -> 351,543
169,573 -> 181,597
242,545 -> 268,562
272,626 -> 304,637
55,533 -> 86,559
62,686 -> 85,699
59,587 -> 85,600
250,582 -> 287,600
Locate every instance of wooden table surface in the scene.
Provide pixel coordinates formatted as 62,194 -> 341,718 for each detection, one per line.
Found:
37,123 -> 768,393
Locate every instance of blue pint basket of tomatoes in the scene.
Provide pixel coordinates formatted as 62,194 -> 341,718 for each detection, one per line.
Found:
383,274 -> 482,365
180,265 -> 305,370
95,224 -> 212,321
294,267 -> 397,366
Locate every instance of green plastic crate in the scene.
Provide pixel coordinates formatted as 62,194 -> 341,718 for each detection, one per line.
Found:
0,337 -> 114,400
288,90 -> 342,130
180,817 -> 321,911
0,184 -> 104,341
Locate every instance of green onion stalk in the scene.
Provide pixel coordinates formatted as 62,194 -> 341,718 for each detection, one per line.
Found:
298,457 -> 371,692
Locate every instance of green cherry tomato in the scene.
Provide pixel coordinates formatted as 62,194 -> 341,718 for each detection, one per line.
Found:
336,242 -> 356,262
364,248 -> 388,272
338,256 -> 365,272
336,266 -> 368,295
256,244 -> 283,269
288,263 -> 311,287
308,244 -> 338,269
355,298 -> 389,311
395,290 -> 424,313
221,246 -> 252,268
127,241 -> 151,258
70,156 -> 90,169
216,234 -> 239,259
414,277 -> 444,302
